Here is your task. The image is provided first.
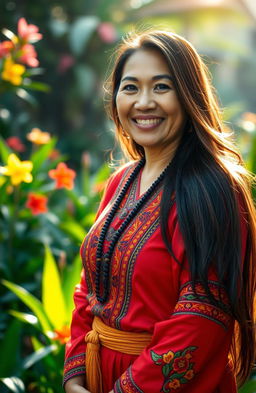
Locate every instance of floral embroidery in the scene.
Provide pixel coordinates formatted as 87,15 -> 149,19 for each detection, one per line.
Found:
151,346 -> 197,392
63,353 -> 85,384
173,281 -> 232,330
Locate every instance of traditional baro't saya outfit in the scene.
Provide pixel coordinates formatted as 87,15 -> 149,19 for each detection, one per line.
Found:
63,162 -> 247,393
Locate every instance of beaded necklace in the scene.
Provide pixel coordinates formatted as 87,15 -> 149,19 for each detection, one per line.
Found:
95,157 -> 171,303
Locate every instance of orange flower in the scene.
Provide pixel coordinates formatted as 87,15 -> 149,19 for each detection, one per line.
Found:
163,350 -> 174,363
49,162 -> 76,190
17,17 -> 42,43
26,193 -> 48,215
0,40 -> 14,58
6,136 -> 26,152
184,369 -> 194,380
52,325 -> 70,344
27,128 -> 51,145
19,43 -> 39,67
168,379 -> 180,390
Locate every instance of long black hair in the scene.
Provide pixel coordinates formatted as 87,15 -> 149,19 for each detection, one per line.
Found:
106,30 -> 256,385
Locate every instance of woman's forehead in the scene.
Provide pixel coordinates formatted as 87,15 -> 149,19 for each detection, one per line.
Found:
121,48 -> 171,80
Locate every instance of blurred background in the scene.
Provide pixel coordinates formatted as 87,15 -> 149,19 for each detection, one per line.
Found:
0,0 -> 256,392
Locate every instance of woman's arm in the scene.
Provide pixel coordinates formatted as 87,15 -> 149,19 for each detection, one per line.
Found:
64,375 -> 91,393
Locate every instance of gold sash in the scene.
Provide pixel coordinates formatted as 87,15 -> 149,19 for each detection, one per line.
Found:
85,316 -> 152,393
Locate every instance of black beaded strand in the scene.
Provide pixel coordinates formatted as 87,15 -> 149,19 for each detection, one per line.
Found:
95,158 -> 171,303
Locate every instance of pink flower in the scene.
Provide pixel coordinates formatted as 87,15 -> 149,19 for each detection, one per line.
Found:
6,136 -> 26,152
18,17 -> 42,43
97,23 -> 117,43
0,41 -> 14,58
19,43 -> 39,67
57,54 -> 75,74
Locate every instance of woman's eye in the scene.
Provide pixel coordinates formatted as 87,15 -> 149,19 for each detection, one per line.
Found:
122,84 -> 137,91
154,83 -> 171,91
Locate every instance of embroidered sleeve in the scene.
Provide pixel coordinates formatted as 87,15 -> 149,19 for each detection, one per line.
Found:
114,216 -> 237,393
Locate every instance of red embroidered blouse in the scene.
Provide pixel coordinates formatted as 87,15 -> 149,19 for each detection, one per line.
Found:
64,162 -> 247,393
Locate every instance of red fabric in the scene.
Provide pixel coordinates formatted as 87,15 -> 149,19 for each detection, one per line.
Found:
64,162 -> 248,393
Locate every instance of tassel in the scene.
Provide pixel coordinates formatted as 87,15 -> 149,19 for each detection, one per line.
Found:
85,329 -> 103,393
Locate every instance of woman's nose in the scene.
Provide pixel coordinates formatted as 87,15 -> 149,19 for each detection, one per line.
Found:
134,90 -> 156,110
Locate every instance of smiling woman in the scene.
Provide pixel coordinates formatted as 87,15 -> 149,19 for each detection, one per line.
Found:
63,30 -> 256,393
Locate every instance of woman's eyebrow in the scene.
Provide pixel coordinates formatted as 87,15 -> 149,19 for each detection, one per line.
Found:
121,74 -> 173,82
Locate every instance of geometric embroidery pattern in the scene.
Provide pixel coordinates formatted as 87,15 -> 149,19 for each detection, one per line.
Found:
173,281 -> 232,330
63,353 -> 85,384
81,163 -> 164,329
114,366 -> 144,393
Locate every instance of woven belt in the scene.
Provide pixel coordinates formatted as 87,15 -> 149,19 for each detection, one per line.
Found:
85,316 -> 152,393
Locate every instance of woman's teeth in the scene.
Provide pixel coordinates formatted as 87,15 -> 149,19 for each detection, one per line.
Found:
135,118 -> 162,125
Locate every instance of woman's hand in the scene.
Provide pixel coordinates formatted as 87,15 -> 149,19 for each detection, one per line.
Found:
109,390 -> 114,393
64,376 -> 91,393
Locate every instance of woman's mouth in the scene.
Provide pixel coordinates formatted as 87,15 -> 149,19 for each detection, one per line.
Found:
132,117 -> 164,129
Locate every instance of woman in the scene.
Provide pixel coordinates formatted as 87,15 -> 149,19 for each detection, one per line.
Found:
64,30 -> 256,393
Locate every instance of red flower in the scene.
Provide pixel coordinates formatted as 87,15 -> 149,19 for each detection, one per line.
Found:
173,356 -> 190,373
18,17 -> 42,43
0,41 -> 14,58
19,43 -> 39,67
26,193 -> 48,215
6,136 -> 26,152
48,162 -> 76,190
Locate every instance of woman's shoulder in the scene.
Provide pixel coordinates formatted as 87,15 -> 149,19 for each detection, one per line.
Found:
106,160 -> 137,190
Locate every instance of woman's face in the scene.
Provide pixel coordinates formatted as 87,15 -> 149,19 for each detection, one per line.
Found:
116,49 -> 185,154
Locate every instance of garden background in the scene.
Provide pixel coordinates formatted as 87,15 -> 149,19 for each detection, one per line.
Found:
0,0 -> 256,392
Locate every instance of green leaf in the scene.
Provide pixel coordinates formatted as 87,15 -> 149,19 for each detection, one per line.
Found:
15,88 -> 38,107
22,345 -> 57,369
94,163 -> 111,185
0,377 -> 25,393
59,220 -> 86,243
9,310 -> 38,326
1,279 -> 52,334
31,336 -> 44,351
246,134 -> 256,173
150,350 -> 162,363
162,363 -> 171,377
42,246 -> 68,329
21,80 -> 51,93
62,254 -> 83,317
0,176 -> 7,188
69,16 -> 99,56
30,137 -> 57,173
0,319 -> 21,377
239,379 -> 256,393
181,346 -> 197,356
0,136 -> 11,164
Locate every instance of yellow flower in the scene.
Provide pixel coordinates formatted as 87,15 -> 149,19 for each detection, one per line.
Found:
0,153 -> 33,185
1,57 -> 25,86
163,350 -> 175,363
27,128 -> 51,145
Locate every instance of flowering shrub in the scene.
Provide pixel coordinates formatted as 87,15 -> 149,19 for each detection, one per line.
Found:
0,129 -> 110,392
0,17 -> 49,93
